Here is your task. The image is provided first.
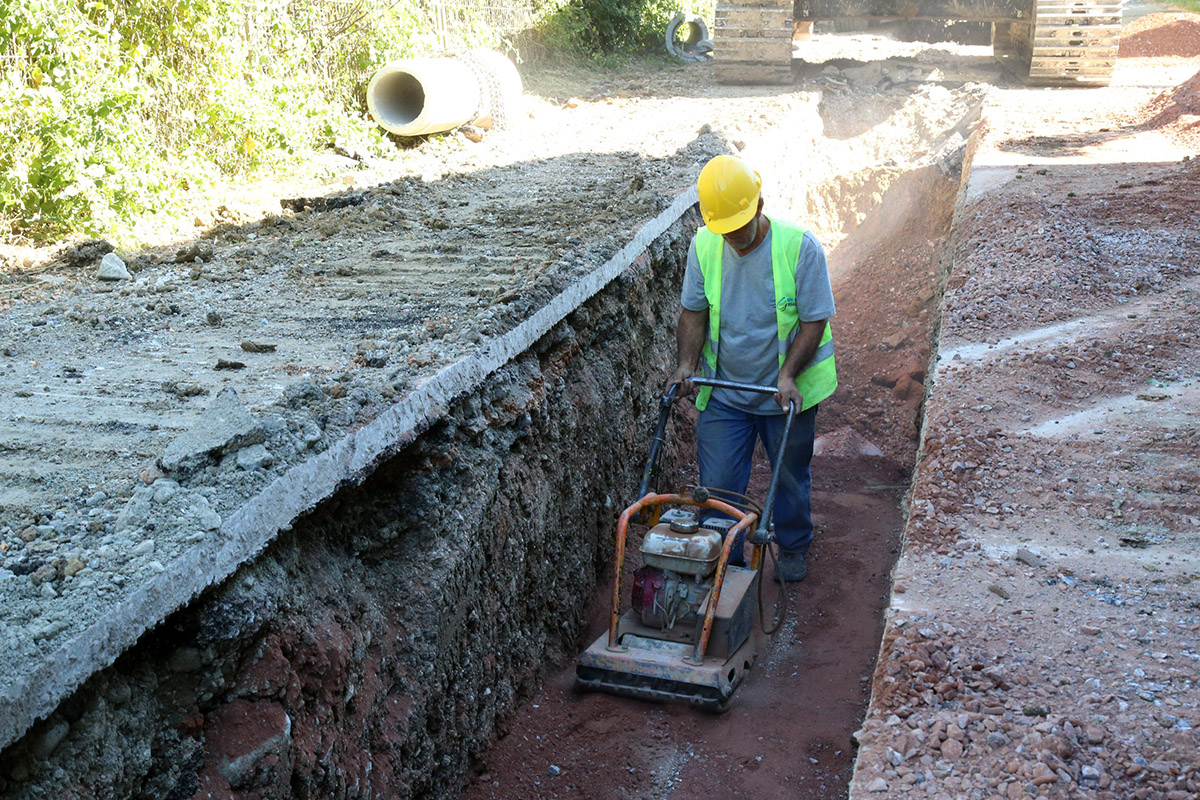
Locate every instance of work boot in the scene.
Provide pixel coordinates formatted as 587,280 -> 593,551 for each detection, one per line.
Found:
774,550 -> 808,583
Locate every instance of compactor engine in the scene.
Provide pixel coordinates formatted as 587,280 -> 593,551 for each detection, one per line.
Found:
633,512 -> 727,630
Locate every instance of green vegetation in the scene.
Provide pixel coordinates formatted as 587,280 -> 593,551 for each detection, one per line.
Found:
530,0 -> 715,63
0,0 -> 714,244
0,0 -> 428,242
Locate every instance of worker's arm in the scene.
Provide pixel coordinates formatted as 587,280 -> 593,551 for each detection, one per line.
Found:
776,319 -> 826,411
669,307 -> 709,397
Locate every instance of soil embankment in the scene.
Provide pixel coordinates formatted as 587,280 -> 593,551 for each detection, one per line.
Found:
1,200 -> 702,798
848,42 -> 1200,800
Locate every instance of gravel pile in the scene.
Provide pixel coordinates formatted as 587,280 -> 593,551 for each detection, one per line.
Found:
856,619 -> 1198,798
850,59 -> 1200,800
1119,11 -> 1200,58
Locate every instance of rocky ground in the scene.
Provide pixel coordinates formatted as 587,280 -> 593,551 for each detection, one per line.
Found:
0,8 -> 1197,800
848,34 -> 1200,800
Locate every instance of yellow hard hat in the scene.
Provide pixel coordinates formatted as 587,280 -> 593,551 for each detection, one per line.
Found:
697,155 -> 762,234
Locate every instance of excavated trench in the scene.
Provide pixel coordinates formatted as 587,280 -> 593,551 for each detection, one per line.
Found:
459,134 -> 979,800
0,84 -> 981,800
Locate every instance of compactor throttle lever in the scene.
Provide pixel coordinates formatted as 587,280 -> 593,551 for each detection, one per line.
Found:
754,396 -> 796,546
635,382 -> 679,518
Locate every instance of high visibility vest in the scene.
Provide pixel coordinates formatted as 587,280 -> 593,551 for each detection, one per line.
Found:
694,219 -> 837,412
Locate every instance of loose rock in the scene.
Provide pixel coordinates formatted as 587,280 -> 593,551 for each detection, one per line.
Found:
157,387 -> 266,476
96,253 -> 131,281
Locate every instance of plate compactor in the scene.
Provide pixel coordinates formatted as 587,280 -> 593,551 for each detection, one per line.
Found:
576,378 -> 794,711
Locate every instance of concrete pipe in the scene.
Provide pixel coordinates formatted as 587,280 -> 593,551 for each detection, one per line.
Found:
665,12 -> 713,62
366,50 -> 522,137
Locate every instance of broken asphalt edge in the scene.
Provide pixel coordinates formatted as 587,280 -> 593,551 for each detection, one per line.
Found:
0,185 -> 703,751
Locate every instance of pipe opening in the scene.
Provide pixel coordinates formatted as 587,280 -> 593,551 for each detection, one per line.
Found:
665,12 -> 712,61
673,20 -> 703,47
372,71 -> 426,130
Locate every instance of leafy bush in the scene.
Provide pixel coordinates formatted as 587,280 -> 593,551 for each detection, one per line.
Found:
0,0 -> 714,244
0,0 -> 430,243
521,0 -> 715,63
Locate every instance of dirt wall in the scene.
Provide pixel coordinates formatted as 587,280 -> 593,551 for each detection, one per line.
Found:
0,214 -> 697,800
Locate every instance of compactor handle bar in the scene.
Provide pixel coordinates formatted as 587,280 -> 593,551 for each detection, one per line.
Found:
637,377 -> 797,546
687,376 -> 782,396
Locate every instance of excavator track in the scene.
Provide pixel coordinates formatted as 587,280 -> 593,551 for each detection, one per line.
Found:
995,0 -> 1123,86
714,0 -> 794,85
714,0 -> 1122,87
1028,0 -> 1123,85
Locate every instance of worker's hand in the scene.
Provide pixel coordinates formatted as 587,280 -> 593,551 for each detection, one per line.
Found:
668,364 -> 699,399
775,376 -> 803,415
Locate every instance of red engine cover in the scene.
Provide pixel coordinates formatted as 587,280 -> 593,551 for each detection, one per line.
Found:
631,566 -> 664,612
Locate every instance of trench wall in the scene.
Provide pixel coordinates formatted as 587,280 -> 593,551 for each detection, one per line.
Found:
0,211 -> 698,800
0,83 -> 985,799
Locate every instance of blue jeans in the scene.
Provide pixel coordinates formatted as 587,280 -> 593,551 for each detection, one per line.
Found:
696,397 -> 818,555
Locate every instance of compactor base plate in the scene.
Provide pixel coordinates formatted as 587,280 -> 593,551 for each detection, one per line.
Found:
575,631 -> 758,712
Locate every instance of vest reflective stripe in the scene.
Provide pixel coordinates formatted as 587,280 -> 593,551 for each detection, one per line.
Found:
693,219 -> 837,412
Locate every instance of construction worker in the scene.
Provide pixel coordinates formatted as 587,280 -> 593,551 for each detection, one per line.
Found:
669,154 -> 837,582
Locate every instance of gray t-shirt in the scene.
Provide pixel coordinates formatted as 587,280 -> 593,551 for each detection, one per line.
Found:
681,221 -> 835,414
